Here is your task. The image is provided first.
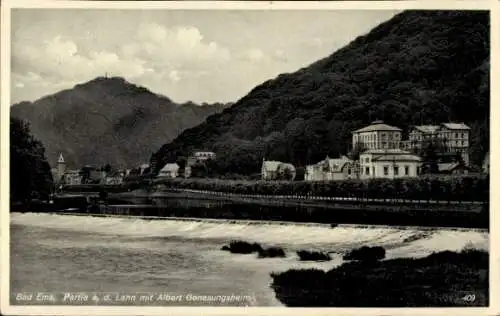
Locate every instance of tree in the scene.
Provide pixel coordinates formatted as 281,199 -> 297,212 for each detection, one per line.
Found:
10,118 -> 53,203
103,164 -> 112,173
79,166 -> 92,184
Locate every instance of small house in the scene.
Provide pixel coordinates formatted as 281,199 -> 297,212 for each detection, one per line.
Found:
305,155 -> 355,181
437,162 -> 470,175
158,163 -> 180,179
261,159 -> 296,180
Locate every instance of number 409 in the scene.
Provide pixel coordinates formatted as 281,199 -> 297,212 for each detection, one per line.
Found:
462,294 -> 476,302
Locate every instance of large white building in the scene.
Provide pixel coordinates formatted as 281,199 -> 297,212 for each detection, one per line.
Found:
352,120 -> 402,151
358,149 -> 421,179
402,122 -> 470,165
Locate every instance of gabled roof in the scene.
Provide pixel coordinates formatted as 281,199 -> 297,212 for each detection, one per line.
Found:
362,149 -> 421,162
412,125 -> 440,133
160,163 -> 180,172
440,123 -> 471,130
325,157 -> 352,172
438,162 -> 469,172
362,149 -> 411,155
352,120 -> 402,133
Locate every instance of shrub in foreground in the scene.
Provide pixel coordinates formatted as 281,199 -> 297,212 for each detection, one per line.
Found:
258,247 -> 286,258
271,249 -> 488,307
221,240 -> 263,254
343,246 -> 386,262
297,250 -> 331,261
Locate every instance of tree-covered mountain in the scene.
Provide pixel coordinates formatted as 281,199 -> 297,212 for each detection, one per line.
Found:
10,118 -> 53,203
11,77 -> 229,168
152,10 -> 489,175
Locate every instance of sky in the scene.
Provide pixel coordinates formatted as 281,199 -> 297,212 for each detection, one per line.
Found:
11,9 -> 399,104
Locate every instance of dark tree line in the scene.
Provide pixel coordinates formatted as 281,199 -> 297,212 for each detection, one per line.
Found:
10,118 -> 53,203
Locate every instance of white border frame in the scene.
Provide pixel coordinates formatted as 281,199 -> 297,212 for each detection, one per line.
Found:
1,1 -> 498,315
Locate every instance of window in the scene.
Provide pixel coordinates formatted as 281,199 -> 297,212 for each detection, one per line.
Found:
405,166 -> 409,176
348,169 -> 352,175
365,167 -> 370,175
365,157 -> 370,163
394,166 -> 399,175
383,166 -> 389,176
455,133 -> 458,138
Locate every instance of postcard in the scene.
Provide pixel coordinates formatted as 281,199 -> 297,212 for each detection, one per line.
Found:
1,1 -> 498,315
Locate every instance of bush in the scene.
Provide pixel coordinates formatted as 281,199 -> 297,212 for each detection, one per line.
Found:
271,249 -> 489,307
297,250 -> 331,261
343,246 -> 386,262
221,240 -> 263,254
258,247 -> 286,258
154,174 -> 488,202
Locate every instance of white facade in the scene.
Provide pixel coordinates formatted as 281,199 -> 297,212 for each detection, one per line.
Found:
403,123 -> 470,166
359,149 -> 421,179
352,120 -> 402,151
193,151 -> 216,161
158,163 -> 180,178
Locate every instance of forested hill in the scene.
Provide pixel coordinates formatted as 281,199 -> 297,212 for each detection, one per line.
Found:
152,10 -> 489,174
11,77 -> 229,168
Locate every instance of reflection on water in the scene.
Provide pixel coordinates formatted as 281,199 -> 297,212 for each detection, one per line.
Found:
10,213 -> 489,306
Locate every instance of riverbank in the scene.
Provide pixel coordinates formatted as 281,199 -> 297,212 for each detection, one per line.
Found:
28,186 -> 485,229
270,248 -> 488,307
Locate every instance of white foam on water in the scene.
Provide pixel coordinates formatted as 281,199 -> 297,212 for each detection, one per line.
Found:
11,213 -> 489,258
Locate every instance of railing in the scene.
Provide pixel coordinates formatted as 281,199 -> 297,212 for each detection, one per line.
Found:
173,188 -> 485,206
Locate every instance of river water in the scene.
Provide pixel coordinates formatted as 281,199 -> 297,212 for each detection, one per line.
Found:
10,212 -> 489,306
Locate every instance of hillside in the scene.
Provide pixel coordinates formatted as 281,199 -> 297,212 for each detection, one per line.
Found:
11,77 -> 228,168
152,10 -> 489,174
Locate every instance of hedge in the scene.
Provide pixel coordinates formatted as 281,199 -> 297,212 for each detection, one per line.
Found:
152,175 -> 489,202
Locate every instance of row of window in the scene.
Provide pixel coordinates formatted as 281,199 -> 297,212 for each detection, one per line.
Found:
360,142 -> 400,149
354,132 -> 401,141
406,140 -> 469,147
410,132 -> 468,140
364,165 -> 412,176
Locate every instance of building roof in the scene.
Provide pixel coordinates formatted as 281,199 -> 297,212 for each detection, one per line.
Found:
58,153 -> 65,163
362,149 -> 421,162
437,162 -> 470,172
440,123 -> 471,130
160,163 -> 180,172
352,120 -> 402,133
412,125 -> 440,133
362,149 -> 411,155
140,164 -> 150,169
194,151 -> 215,155
373,154 -> 421,162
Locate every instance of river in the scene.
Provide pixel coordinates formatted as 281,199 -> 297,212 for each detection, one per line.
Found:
10,212 -> 489,306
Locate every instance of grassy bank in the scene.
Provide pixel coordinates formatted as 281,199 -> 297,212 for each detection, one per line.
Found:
270,249 -> 488,307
